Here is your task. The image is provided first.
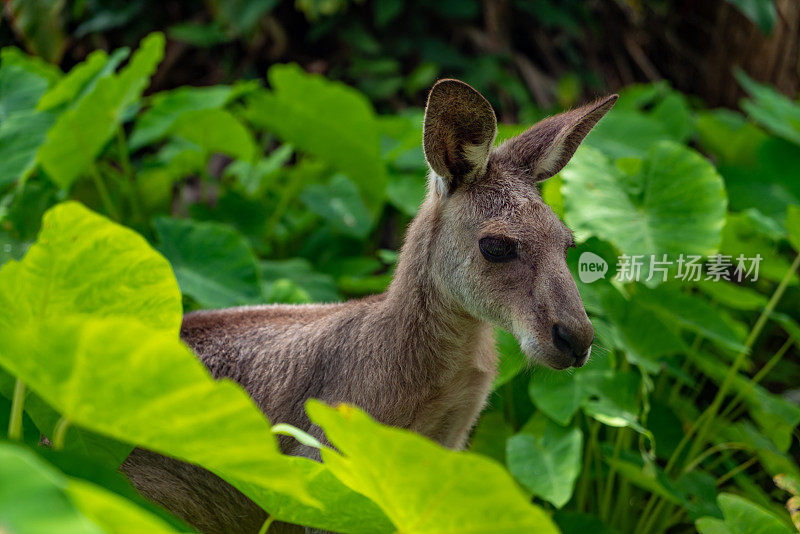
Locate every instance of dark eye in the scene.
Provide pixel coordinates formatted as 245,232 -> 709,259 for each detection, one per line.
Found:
479,236 -> 517,263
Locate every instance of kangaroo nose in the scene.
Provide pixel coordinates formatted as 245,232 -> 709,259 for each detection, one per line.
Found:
551,323 -> 593,367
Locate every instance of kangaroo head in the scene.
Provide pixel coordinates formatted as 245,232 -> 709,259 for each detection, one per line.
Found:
421,79 -> 617,369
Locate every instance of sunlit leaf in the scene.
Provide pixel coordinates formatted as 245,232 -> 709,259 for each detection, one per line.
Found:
563,142 -> 727,281
309,401 -> 560,533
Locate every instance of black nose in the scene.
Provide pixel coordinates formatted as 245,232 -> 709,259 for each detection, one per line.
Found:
552,323 -> 591,365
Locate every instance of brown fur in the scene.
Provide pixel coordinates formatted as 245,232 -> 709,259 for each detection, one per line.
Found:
122,80 -> 616,533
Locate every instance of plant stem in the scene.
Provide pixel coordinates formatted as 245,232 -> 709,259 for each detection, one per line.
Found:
716,456 -> 757,485
117,127 -> 144,223
686,253 -> 800,463
600,427 -> 625,521
52,417 -> 71,450
719,336 -> 794,420
8,379 -> 25,441
89,164 -> 120,221
576,416 -> 599,513
663,253 -> 800,477
257,516 -> 275,534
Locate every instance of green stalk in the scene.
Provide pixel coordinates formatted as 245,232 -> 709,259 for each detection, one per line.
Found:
52,417 -> 71,450
8,379 -> 25,441
257,517 -> 274,534
716,456 -> 758,486
686,253 -> 800,462
116,127 -> 144,223
600,427 -> 625,521
576,417 -> 599,513
89,164 -> 120,221
719,336 -> 794,420
663,253 -> 800,476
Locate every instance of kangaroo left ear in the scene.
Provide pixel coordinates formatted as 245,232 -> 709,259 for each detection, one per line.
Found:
496,94 -> 618,182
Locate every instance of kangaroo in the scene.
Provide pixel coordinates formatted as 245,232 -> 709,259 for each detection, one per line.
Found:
122,80 -> 617,533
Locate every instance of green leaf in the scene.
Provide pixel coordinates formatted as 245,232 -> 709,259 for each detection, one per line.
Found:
0,60 -> 56,187
633,284 -> 747,352
0,110 -> 56,188
696,493 -> 794,534
563,142 -> 727,279
130,85 -> 234,149
170,108 -> 256,161
38,33 -> 164,189
787,204 -> 800,252
0,63 -> 49,120
260,258 -> 339,303
0,317 -> 315,511
507,414 -> 583,508
469,411 -> 513,465
529,367 -> 589,426
300,174 -> 373,238
308,401 -> 560,533
493,329 -> 528,389
0,443 -> 104,534
154,217 -> 262,308
0,202 -> 181,334
0,442 -> 180,534
66,478 -> 180,534
584,110 -> 671,159
246,64 -> 387,214
386,172 -> 426,216
725,0 -> 778,34
695,109 -> 768,166
737,70 -> 800,146
0,47 -> 62,86
37,49 -> 119,111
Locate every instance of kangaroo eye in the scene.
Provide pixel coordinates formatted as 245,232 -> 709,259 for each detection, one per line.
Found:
479,236 -> 517,263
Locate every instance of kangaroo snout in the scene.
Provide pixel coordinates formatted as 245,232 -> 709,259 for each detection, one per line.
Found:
551,321 -> 593,368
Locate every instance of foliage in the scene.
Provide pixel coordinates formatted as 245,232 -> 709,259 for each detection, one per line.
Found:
0,25 -> 798,534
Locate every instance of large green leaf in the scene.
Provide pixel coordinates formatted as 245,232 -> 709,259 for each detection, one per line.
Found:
507,414 -> 583,508
300,174 -> 373,238
130,85 -> 234,150
528,367 -> 590,426
170,108 -> 256,161
737,70 -> 800,146
245,64 -> 387,214
37,49 -> 124,111
696,493 -> 793,534
0,61 -> 55,187
632,284 -> 747,353
563,142 -> 727,280
38,33 -> 164,189
308,401 -> 560,533
0,443 -> 104,534
0,442 -> 179,534
154,217 -> 262,308
0,316 -> 317,510
0,202 -> 181,334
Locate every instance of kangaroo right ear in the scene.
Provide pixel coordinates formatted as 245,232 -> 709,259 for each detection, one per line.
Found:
423,79 -> 497,195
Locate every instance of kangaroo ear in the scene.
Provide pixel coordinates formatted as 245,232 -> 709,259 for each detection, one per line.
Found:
423,79 -> 497,194
496,94 -> 618,182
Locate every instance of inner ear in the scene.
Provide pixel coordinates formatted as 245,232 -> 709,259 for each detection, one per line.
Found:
423,79 -> 497,194
495,94 -> 618,182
